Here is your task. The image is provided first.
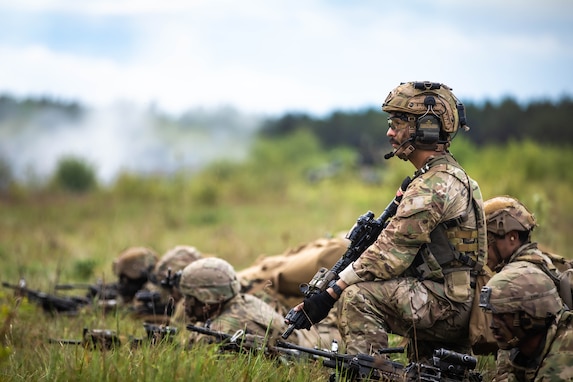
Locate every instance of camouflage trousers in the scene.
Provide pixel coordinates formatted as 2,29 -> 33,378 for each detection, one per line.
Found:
337,277 -> 472,362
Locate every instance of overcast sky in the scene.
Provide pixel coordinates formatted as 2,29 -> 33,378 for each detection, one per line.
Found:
1,0 -> 572,117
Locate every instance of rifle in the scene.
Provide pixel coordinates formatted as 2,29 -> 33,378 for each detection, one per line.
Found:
283,176 -> 412,339
186,323 -> 309,361
2,279 -> 90,315
55,280 -> 119,300
275,339 -> 405,381
159,268 -> 183,290
404,348 -> 483,382
186,323 -> 405,379
48,323 -> 179,350
139,322 -> 178,346
48,328 -> 121,350
276,340 -> 482,382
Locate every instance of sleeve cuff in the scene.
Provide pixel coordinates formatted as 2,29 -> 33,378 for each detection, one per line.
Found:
338,262 -> 363,285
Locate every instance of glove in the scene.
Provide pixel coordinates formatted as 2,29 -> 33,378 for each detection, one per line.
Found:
300,290 -> 336,329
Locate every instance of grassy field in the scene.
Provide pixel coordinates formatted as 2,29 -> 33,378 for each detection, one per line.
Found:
1,139 -> 571,381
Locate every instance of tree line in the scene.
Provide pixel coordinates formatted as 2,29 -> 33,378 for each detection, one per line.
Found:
259,97 -> 573,165
1,94 -> 572,168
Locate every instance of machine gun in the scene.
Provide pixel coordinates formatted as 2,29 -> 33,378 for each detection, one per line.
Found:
283,176 -> 412,339
404,348 -> 482,382
276,341 -> 481,382
2,279 -> 90,315
186,323 -> 405,379
48,323 -> 178,350
55,280 -> 119,301
275,339 -> 405,381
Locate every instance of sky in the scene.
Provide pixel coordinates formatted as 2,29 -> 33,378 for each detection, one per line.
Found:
1,0 -> 572,117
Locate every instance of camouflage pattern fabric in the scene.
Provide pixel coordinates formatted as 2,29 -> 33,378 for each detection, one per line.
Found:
237,236 -> 348,299
154,245 -> 202,283
236,236 -> 347,346
503,243 -> 559,274
484,195 -> 537,236
492,308 -> 573,381
338,277 -> 471,360
186,293 -> 291,347
337,154 -> 485,360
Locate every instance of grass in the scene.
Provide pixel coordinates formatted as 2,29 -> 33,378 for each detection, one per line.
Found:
1,140 -> 571,381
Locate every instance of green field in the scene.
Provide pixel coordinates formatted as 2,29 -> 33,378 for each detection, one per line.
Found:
1,139 -> 572,381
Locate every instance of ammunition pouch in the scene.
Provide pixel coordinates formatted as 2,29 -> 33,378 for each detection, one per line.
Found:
411,223 -> 479,303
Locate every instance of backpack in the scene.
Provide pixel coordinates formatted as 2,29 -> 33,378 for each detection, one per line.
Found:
468,265 -> 499,355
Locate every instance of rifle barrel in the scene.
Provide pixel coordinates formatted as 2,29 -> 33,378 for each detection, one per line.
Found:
48,338 -> 83,345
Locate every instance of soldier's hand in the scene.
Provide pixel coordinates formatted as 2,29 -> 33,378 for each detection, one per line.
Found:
299,290 -> 336,329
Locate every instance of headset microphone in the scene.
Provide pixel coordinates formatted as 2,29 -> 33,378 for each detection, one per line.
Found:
384,150 -> 395,160
384,138 -> 413,160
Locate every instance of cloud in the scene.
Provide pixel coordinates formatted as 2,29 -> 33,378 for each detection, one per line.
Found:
0,0 -> 571,116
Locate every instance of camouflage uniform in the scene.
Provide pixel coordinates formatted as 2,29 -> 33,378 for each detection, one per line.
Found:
338,155 -> 485,358
133,245 -> 203,324
480,264 -> 573,381
179,257 -> 297,347
189,293 -> 288,345
484,195 -> 573,361
237,236 -> 347,347
335,82 -> 487,362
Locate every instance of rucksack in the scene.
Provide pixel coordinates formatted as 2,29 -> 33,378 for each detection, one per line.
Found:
468,265 -> 498,355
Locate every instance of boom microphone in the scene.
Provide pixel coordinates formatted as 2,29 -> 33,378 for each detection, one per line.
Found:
384,139 -> 413,160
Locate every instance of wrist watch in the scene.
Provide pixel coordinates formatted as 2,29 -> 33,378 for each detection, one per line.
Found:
330,283 -> 343,298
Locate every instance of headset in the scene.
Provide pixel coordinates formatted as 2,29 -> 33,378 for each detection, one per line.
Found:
414,95 -> 441,146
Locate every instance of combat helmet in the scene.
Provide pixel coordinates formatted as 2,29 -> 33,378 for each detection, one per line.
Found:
112,246 -> 158,280
382,81 -> 469,159
153,245 -> 203,285
484,196 -> 537,236
480,265 -> 563,320
179,257 -> 241,304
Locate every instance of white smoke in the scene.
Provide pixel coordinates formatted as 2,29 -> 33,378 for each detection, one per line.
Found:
1,102 -> 262,185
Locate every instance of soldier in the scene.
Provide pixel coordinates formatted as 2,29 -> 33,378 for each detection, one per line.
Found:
179,257 -> 288,347
112,246 -> 158,304
287,81 -> 487,362
479,264 -> 573,381
132,245 -> 203,323
484,196 -> 573,309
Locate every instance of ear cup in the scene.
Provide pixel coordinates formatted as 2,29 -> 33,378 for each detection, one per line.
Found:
416,114 -> 441,145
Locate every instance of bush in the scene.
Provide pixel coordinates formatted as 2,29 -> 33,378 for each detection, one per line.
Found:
53,156 -> 97,193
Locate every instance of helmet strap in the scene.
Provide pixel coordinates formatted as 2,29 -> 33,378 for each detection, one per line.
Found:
395,125 -> 417,160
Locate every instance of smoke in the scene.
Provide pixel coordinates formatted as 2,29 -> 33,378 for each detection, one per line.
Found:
1,102 -> 263,185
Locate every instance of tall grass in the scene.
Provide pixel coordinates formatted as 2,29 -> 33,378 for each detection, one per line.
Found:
1,138 -> 571,380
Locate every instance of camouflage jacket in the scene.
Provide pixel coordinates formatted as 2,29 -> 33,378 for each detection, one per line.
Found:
499,243 -> 560,276
187,293 -> 289,346
494,310 -> 573,382
339,154 -> 486,284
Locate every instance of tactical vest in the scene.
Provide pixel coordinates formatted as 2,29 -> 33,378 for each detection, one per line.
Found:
408,155 -> 486,292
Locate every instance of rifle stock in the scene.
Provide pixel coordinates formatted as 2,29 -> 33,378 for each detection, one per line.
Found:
283,176 -> 412,339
